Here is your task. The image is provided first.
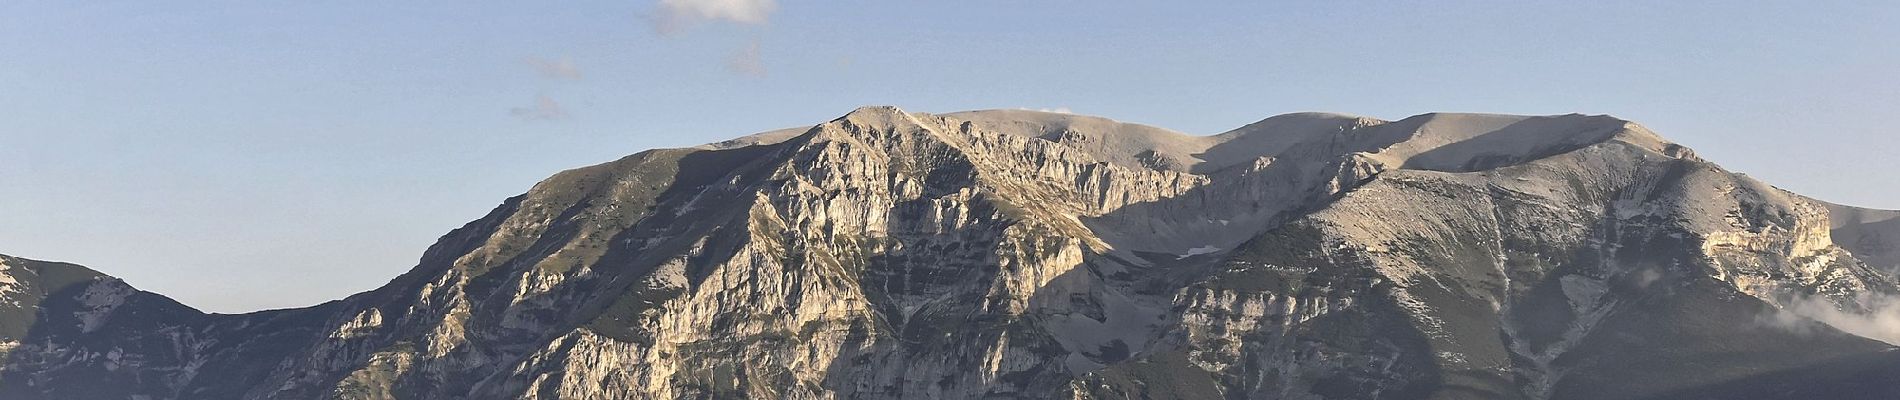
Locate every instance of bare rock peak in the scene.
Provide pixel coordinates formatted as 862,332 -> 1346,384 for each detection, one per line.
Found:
832,105 -> 918,124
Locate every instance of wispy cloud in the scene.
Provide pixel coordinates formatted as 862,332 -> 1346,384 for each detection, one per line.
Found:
510,95 -> 568,121
1760,293 -> 1900,346
648,0 -> 778,77
526,57 -> 582,80
727,40 -> 766,78
651,0 -> 777,35
1020,107 -> 1074,114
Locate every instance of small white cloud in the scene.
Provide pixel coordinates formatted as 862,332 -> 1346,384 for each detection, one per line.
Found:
727,40 -> 766,78
510,95 -> 568,120
651,0 -> 777,35
1020,107 -> 1073,114
526,57 -> 582,80
1761,292 -> 1900,346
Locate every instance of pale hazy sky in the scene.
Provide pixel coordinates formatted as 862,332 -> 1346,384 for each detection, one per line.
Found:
3,1 -> 1896,313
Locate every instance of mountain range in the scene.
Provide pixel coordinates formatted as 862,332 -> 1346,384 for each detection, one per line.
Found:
4,106 -> 1900,399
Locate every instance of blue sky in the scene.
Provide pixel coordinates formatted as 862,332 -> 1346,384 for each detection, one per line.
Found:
2,1 -> 1896,313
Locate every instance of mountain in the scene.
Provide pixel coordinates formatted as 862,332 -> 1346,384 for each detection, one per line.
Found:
4,106 -> 1899,399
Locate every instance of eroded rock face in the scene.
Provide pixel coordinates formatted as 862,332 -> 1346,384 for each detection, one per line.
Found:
3,106 -> 1898,400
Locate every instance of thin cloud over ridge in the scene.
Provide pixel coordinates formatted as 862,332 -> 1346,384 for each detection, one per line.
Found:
1761,292 -> 1900,346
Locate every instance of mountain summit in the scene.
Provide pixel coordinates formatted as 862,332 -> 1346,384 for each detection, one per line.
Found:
4,106 -> 1898,399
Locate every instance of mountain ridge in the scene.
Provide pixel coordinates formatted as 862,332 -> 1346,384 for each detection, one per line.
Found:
3,105 -> 1898,400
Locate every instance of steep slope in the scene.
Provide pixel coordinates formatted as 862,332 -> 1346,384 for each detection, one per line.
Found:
2,106 -> 1896,400
1070,130 -> 1896,399
0,255 -> 113,350
0,255 -> 203,400
1823,202 -> 1900,274
0,255 -> 334,400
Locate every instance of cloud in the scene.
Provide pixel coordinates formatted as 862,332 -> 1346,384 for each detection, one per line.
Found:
727,40 -> 766,78
647,0 -> 776,77
1020,107 -> 1074,114
1760,292 -> 1900,346
526,57 -> 582,80
651,0 -> 777,35
1633,268 -> 1663,290
510,95 -> 568,121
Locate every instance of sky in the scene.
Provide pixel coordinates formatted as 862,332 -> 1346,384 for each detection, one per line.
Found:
2,1 -> 1897,313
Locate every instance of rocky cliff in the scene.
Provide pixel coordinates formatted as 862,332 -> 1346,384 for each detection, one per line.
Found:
3,106 -> 1898,399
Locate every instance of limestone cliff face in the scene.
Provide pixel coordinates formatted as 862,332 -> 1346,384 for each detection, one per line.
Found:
3,107 -> 1898,400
